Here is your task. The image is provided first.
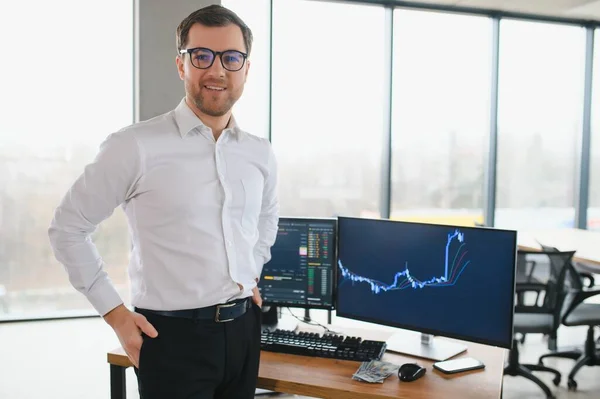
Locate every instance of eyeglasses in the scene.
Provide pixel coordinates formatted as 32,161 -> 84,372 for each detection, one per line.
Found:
179,47 -> 247,72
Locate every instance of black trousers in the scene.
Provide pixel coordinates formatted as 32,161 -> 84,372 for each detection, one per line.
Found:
134,301 -> 262,399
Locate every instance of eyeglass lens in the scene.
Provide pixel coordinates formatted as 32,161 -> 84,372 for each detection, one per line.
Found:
190,48 -> 244,71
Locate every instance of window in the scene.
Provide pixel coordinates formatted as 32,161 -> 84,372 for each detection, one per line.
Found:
496,20 -> 585,229
390,10 -> 491,227
222,0 -> 270,139
589,29 -> 600,231
0,0 -> 133,320
271,0 -> 386,217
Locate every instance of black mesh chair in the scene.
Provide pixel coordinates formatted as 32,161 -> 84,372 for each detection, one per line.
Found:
514,250 -> 555,347
536,246 -> 600,391
503,250 -> 577,399
540,244 -> 595,289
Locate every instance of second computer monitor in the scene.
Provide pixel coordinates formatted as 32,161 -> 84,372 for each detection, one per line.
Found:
336,216 -> 516,356
259,217 -> 336,310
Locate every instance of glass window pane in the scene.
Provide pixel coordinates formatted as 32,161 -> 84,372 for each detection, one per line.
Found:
272,0 -> 385,217
0,0 -> 133,320
391,10 -> 491,227
496,20 -> 585,229
589,29 -> 600,231
222,0 -> 270,139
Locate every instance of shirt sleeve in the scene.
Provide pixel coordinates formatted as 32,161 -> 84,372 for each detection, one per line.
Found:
48,131 -> 143,316
253,142 -> 280,279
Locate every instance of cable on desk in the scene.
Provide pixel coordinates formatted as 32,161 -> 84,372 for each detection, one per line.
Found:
284,307 -> 338,334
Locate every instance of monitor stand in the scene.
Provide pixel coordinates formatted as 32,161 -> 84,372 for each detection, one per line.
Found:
386,332 -> 467,362
270,317 -> 299,332
304,308 -> 311,322
304,308 -> 333,325
260,306 -> 298,332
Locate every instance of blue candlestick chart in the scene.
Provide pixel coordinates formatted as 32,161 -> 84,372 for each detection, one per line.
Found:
338,229 -> 470,294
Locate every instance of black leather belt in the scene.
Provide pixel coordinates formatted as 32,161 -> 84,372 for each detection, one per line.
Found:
136,297 -> 252,323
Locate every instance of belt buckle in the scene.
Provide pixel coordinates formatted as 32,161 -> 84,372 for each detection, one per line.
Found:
215,302 -> 236,322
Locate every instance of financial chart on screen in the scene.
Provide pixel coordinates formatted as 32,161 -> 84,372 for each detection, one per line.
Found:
338,228 -> 469,293
336,217 -> 516,349
259,217 -> 336,309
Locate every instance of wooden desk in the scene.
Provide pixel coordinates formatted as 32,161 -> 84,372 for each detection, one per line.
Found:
107,327 -> 505,399
517,228 -> 600,270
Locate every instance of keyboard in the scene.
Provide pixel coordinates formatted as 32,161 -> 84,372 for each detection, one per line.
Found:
260,329 -> 387,361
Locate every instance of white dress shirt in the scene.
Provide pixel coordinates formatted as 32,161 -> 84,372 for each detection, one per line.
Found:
48,99 -> 279,315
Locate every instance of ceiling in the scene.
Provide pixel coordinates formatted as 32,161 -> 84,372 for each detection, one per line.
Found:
408,0 -> 600,20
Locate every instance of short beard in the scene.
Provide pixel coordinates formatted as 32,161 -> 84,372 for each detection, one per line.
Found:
186,81 -> 235,117
192,95 -> 233,117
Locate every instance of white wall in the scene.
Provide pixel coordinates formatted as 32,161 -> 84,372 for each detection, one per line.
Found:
136,0 -> 221,121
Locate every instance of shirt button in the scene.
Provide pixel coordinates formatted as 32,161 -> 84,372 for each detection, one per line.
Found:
226,240 -> 232,246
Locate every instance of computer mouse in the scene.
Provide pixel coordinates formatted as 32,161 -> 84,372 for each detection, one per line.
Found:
398,363 -> 426,382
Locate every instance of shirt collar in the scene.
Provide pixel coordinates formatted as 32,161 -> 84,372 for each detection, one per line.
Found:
174,98 -> 243,140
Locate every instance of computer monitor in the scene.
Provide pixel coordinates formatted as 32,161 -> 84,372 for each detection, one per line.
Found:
336,216 -> 516,361
259,217 -> 337,311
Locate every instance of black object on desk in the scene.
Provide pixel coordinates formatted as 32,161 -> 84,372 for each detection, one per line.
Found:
398,363 -> 426,382
433,357 -> 485,374
261,329 -> 387,361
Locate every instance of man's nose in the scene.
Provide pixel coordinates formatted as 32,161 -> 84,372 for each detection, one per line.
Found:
206,55 -> 226,77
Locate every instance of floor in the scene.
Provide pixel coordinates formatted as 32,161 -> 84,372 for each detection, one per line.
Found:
0,310 -> 598,399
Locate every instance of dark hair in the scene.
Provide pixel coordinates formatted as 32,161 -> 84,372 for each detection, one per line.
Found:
176,5 -> 253,56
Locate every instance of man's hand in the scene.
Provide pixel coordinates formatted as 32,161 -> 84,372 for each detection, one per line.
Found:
103,304 -> 158,368
251,286 -> 262,308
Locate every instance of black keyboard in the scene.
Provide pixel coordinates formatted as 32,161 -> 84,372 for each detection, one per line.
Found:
260,329 -> 387,361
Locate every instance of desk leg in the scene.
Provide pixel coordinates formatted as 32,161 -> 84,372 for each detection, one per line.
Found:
110,365 -> 127,399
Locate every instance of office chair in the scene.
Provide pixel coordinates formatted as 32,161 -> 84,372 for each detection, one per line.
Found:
504,250 -> 577,399
514,251 -> 551,345
536,247 -> 600,390
519,244 -> 596,348
539,244 -> 595,289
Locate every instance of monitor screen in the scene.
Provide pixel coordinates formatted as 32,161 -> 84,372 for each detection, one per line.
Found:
335,217 -> 516,349
259,217 -> 337,310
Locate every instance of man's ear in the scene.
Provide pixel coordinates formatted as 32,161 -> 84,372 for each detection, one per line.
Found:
244,59 -> 251,82
176,55 -> 185,80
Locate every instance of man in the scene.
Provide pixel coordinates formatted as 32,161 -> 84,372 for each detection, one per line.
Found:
48,5 -> 279,398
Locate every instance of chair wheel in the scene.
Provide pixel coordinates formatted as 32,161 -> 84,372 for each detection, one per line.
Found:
552,376 -> 561,386
567,379 -> 577,390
